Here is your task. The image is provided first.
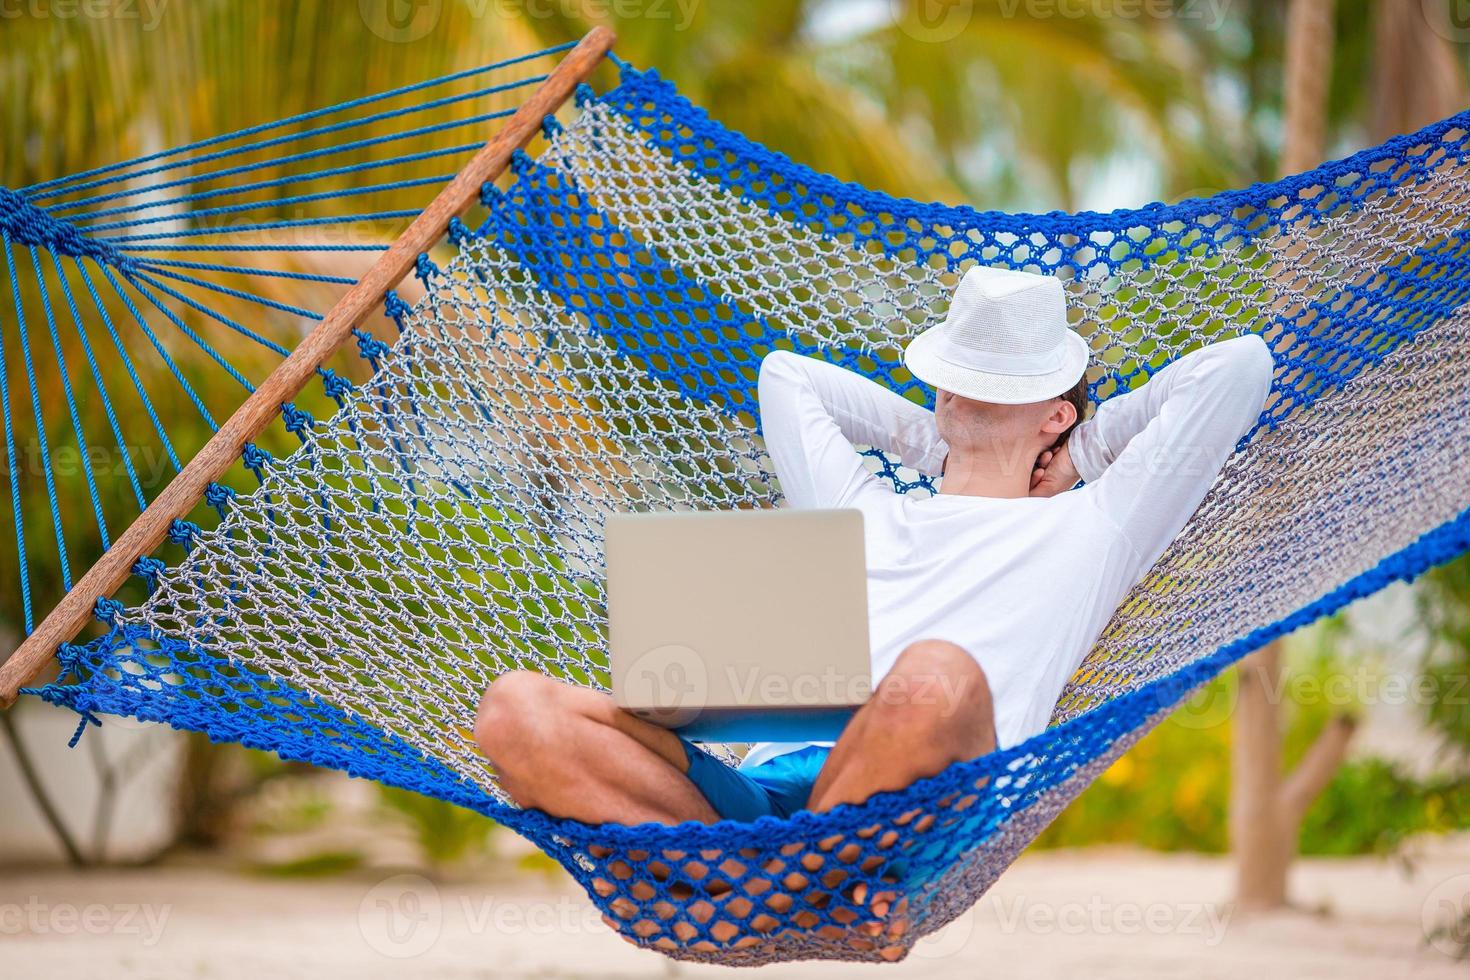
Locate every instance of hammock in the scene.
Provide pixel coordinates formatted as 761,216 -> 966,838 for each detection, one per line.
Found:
6,32 -> 1470,964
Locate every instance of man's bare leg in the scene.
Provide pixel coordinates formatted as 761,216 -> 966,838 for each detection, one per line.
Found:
474,671 -> 719,825
798,640 -> 995,959
809,638 -> 995,813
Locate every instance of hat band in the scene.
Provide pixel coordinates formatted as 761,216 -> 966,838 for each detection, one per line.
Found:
933,334 -> 1069,376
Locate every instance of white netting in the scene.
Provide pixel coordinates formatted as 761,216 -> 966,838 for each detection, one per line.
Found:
110,100 -> 1470,809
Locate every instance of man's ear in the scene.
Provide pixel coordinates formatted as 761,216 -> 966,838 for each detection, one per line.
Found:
1039,398 -> 1078,437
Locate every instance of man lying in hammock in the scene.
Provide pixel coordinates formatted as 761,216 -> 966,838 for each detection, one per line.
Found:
476,265 -> 1273,827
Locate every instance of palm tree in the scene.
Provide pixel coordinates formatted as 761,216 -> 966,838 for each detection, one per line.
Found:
1231,0 -> 1468,912
0,1 -> 1239,646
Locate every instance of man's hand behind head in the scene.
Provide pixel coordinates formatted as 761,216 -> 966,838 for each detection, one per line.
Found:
1029,443 -> 1081,497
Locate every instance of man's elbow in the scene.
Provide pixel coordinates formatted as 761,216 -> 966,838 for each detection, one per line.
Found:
1202,334 -> 1272,387
758,348 -> 801,376
1213,334 -> 1274,428
1234,333 -> 1275,398
756,348 -> 803,398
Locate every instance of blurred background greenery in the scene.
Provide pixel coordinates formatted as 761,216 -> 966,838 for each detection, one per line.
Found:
1,0 -> 1468,903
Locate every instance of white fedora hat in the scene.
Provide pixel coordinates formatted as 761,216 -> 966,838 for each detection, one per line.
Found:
904,266 -> 1089,405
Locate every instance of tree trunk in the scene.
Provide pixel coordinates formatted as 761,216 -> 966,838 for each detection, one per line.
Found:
1230,0 -> 1341,911
1370,0 -> 1465,140
1279,0 -> 1334,175
1231,643 -> 1290,908
1230,0 -> 1468,909
1232,642 -> 1357,909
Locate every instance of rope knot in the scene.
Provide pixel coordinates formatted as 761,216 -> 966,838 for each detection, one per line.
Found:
480,183 -> 504,210
447,216 -> 470,247
320,368 -> 354,402
541,114 -> 563,139
55,641 -> 87,683
204,481 -> 236,513
93,596 -> 125,625
24,682 -> 100,746
354,329 -> 391,362
167,519 -> 201,548
510,148 -> 534,176
130,556 -> 167,586
280,402 -> 315,437
574,83 -> 596,108
383,289 -> 412,328
414,252 -> 439,287
0,186 -> 131,269
241,442 -> 273,475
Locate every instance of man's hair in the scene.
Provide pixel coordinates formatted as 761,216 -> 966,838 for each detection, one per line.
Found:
1056,374 -> 1090,447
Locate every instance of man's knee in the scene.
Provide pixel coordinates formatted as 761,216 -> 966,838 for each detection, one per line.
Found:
873,639 -> 992,731
475,670 -> 564,767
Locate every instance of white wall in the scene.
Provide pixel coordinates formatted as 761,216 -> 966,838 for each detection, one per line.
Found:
0,698 -> 182,865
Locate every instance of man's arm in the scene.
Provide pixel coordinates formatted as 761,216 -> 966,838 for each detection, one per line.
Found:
1067,334 -> 1274,570
757,350 -> 947,510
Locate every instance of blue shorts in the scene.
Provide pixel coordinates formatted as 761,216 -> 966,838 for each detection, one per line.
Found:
681,739 -> 830,822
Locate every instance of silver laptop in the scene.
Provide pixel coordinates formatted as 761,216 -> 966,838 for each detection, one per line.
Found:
606,509 -> 872,742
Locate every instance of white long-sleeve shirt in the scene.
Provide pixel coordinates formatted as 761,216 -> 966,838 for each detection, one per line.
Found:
742,335 -> 1274,768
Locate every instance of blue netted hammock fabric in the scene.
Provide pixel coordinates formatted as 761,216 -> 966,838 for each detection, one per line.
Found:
18,59 -> 1470,964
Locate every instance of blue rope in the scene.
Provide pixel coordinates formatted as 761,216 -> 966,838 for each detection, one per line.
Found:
53,254 -> 146,511
51,63 -> 559,221
71,174 -> 454,233
74,260 -> 183,474
0,249 -> 33,632
46,104 -> 515,220
28,247 -> 110,549
54,146 -> 469,223
0,187 -> 131,269
99,210 -> 424,245
3,234 -> 72,591
115,243 -> 389,254
133,259 -> 355,286
100,265 -> 218,431
119,272 -> 259,392
132,267 -> 321,329
21,42 -> 575,198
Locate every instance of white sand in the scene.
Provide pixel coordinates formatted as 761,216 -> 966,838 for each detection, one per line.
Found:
5,838 -> 1469,979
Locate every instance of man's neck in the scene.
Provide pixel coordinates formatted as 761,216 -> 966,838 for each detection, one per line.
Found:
938,448 -> 1033,499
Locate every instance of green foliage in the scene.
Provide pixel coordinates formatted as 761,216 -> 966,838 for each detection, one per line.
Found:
375,784 -> 497,870
1302,758 -> 1470,856
1038,634 -> 1470,854
10,1 -> 1470,868
1036,679 -> 1234,853
249,850 -> 365,878
1418,555 -> 1470,753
